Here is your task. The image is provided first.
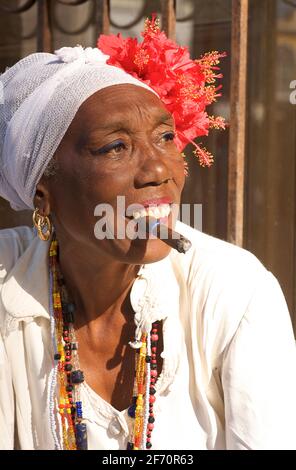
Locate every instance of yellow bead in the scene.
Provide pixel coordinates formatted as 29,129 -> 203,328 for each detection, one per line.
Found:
49,243 -> 58,256
53,293 -> 61,308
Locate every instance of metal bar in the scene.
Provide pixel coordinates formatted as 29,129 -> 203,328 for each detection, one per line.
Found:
161,0 -> 176,40
109,0 -> 148,29
37,0 -> 52,52
56,0 -> 89,5
96,0 -> 110,37
0,0 -> 36,13
294,109 -> 296,334
227,0 -> 249,246
53,0 -> 95,35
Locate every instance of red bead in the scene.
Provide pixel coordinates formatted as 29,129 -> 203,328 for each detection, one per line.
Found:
152,347 -> 157,353
150,370 -> 157,377
152,328 -> 157,333
146,437 -> 151,442
152,359 -> 157,364
149,395 -> 156,404
151,334 -> 158,341
148,423 -> 154,430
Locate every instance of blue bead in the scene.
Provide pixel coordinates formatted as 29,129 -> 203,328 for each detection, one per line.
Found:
71,370 -> 84,384
128,404 -> 136,418
75,422 -> 88,450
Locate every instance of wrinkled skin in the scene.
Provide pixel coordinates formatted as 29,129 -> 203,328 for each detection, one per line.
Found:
34,84 -> 185,410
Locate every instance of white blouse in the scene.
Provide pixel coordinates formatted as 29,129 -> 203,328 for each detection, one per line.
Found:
0,221 -> 296,450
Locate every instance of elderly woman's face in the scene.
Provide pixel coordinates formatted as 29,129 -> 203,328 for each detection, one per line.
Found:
45,84 -> 185,264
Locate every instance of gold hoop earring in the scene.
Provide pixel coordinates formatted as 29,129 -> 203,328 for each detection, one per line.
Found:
32,208 -> 52,241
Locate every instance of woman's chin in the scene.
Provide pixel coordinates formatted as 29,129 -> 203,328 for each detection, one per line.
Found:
123,237 -> 173,264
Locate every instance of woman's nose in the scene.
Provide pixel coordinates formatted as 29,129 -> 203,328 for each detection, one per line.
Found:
134,145 -> 172,188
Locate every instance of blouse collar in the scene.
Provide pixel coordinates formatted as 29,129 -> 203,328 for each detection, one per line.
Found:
1,232 -> 183,395
1,235 -> 51,330
0,233 -> 180,340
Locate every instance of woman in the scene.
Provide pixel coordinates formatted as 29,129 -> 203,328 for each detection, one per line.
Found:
0,20 -> 296,450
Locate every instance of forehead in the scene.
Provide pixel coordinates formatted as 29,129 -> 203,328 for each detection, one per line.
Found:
74,83 -> 170,129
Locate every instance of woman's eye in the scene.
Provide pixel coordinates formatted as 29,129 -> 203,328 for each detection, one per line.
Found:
91,140 -> 126,156
161,131 -> 175,142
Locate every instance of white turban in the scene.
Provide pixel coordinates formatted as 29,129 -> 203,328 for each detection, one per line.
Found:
0,46 -> 156,211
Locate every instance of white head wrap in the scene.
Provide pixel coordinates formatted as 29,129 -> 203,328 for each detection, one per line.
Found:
0,46 -> 156,211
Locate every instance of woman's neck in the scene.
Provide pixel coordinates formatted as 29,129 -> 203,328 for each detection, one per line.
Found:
57,237 -> 140,328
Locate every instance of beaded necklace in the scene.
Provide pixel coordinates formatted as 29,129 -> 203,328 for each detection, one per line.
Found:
49,235 -> 159,450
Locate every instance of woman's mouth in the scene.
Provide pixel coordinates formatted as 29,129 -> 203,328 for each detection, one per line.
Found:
131,203 -> 171,220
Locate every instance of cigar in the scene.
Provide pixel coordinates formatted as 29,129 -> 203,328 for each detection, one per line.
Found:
137,216 -> 192,254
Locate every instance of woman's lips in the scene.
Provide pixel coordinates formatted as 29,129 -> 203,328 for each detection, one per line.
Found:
138,197 -> 173,207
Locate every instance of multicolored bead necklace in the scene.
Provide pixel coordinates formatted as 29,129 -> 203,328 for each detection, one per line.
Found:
49,235 -> 159,450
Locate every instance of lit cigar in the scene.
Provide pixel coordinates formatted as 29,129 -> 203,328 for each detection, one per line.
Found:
137,216 -> 192,254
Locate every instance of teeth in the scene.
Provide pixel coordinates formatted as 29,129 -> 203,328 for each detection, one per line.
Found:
132,204 -> 171,220
132,211 -> 141,220
140,208 -> 147,218
148,207 -> 160,218
161,205 -> 171,217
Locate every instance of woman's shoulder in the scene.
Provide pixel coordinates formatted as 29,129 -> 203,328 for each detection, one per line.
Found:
174,221 -> 270,331
0,225 -> 36,283
173,221 -> 285,360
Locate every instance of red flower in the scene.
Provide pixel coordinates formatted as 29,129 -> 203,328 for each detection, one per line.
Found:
97,16 -> 226,168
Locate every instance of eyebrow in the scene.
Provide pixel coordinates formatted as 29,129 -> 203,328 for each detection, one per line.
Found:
94,112 -> 174,132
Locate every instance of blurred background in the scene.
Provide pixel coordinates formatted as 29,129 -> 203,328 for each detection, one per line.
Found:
0,0 -> 295,334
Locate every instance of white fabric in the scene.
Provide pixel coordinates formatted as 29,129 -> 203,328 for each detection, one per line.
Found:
0,221 -> 296,450
0,46 -> 156,211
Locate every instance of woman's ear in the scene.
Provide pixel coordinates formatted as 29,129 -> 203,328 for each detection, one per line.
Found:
33,180 -> 52,216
